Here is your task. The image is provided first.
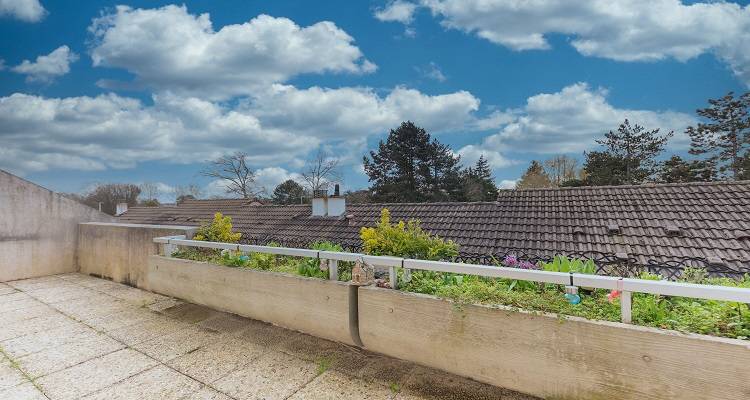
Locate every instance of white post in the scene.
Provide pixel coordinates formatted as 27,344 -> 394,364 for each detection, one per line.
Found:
620,291 -> 632,324
328,259 -> 338,281
389,266 -> 398,290
164,243 -> 177,257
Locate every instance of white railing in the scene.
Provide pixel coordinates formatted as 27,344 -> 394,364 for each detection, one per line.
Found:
154,236 -> 750,324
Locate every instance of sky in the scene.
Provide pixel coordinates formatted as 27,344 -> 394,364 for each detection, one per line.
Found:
1,0 -> 749,200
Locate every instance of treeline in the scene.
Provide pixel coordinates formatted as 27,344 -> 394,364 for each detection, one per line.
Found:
518,91 -> 750,188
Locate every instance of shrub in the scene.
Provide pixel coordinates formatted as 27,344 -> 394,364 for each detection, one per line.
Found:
539,255 -> 596,274
193,212 -> 242,243
360,208 -> 458,260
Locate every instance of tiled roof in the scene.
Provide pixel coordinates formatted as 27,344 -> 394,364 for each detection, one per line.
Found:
119,181 -> 750,272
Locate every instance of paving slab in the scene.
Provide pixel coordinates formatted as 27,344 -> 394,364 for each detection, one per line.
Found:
0,283 -> 17,296
0,322 -> 96,358
397,366 -> 537,400
0,292 -> 43,313
161,303 -> 222,324
104,285 -> 170,307
183,386 -> 234,400
6,275 -> 64,291
36,348 -> 159,400
0,356 -> 27,391
0,304 -> 58,326
17,331 -> 125,378
0,312 -> 75,342
52,294 -> 132,322
289,369 -> 397,400
131,323 -> 222,362
25,284 -> 99,304
85,307 -> 161,333
168,335 -> 266,383
213,350 -> 318,400
0,381 -> 48,400
108,314 -> 191,346
198,312 -> 252,334
81,365 -> 203,400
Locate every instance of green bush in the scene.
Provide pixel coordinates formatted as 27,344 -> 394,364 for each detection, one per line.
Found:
360,208 -> 458,260
193,212 -> 242,243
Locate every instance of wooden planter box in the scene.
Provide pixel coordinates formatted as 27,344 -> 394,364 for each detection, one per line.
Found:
146,255 -> 358,346
357,286 -> 750,400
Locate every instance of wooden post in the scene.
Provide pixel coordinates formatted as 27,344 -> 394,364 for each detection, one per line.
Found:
328,259 -> 338,281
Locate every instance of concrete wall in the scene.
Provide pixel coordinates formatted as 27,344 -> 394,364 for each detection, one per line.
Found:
0,170 -> 115,282
78,223 -> 196,287
147,255 -> 357,346
357,286 -> 750,400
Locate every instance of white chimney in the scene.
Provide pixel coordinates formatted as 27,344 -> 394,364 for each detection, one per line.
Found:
115,202 -> 129,216
311,184 -> 345,217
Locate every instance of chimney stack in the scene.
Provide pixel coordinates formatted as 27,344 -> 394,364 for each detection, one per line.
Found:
115,202 -> 128,216
311,185 -> 346,217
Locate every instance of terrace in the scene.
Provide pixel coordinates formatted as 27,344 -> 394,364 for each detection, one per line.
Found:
2,273 -> 531,400
2,170 -> 750,400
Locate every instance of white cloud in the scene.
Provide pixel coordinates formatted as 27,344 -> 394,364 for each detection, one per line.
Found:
0,84 -> 483,175
467,82 -> 695,158
89,5 -> 376,99
416,62 -> 446,82
410,0 -> 750,85
0,92 -> 309,175
244,84 -> 480,139
11,46 -> 78,83
457,145 -> 514,169
498,179 -> 518,189
0,0 -> 46,22
374,1 -> 417,23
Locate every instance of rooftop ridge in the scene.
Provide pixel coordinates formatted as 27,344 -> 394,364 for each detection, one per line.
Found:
500,180 -> 750,193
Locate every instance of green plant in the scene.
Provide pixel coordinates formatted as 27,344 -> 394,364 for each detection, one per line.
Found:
219,250 -> 250,268
539,255 -> 596,274
193,212 -> 242,243
297,242 -> 342,279
316,357 -> 331,376
360,208 -> 458,260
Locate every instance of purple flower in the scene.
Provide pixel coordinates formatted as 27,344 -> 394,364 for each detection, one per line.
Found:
519,260 -> 537,270
503,255 -> 518,267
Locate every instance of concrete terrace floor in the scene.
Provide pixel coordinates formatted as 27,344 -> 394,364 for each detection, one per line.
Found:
0,273 -> 537,400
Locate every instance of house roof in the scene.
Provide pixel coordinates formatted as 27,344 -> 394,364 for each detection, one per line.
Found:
118,181 -> 750,273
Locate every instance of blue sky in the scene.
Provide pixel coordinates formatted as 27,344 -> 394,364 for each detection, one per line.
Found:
1,0 -> 748,200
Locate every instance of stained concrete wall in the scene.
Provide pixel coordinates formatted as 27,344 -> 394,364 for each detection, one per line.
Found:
78,223 -> 196,288
147,255 -> 357,346
0,170 -> 115,282
357,286 -> 750,400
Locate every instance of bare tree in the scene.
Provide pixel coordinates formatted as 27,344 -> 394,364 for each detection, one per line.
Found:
301,150 -> 342,194
200,152 -> 261,198
139,182 -> 160,202
174,184 -> 203,203
543,155 -> 580,186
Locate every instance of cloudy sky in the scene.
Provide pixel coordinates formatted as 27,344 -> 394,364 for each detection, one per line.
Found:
1,0 -> 748,199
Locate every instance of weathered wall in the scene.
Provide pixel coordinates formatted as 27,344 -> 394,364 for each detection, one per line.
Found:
0,170 -> 115,282
147,255 -> 357,346
358,286 -> 750,400
78,223 -> 196,287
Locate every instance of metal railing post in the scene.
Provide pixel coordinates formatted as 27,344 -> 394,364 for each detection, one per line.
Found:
328,259 -> 338,281
620,291 -> 632,324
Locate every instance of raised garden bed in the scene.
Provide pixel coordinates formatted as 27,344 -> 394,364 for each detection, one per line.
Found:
146,255 -> 358,346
